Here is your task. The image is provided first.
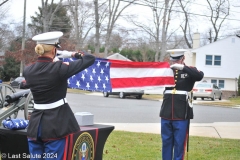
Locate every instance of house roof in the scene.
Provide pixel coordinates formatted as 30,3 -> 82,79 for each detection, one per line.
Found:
191,35 -> 240,53
107,53 -> 132,61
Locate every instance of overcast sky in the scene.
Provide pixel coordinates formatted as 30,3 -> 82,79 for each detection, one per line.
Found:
5,0 -> 240,37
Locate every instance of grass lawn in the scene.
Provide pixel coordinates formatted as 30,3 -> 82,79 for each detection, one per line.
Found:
103,131 -> 240,160
193,97 -> 240,107
0,131 -> 239,160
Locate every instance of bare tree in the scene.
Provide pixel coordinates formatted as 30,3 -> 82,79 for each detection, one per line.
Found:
67,0 -> 95,50
206,0 -> 230,42
94,0 -> 100,55
178,0 -> 194,48
128,0 -> 175,61
41,0 -> 63,32
160,0 -> 176,61
0,24 -> 15,51
0,0 -> 9,6
103,0 -> 136,58
94,0 -> 108,55
0,0 -> 10,22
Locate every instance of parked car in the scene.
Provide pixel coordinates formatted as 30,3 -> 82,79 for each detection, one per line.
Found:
103,91 -> 144,99
10,77 -> 27,89
193,82 -> 222,101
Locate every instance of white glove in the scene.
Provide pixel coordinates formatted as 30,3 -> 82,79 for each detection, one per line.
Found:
170,64 -> 184,70
53,56 -> 60,62
56,50 -> 74,58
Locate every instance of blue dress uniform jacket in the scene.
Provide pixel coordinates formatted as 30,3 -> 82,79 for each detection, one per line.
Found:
23,53 -> 95,141
160,65 -> 204,120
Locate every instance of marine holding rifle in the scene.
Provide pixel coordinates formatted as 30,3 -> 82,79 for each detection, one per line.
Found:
159,49 -> 204,160
23,31 -> 95,159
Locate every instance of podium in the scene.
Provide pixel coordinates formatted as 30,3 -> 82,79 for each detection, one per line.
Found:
0,124 -> 114,160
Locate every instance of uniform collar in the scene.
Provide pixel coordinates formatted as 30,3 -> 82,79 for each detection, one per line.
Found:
37,56 -> 53,62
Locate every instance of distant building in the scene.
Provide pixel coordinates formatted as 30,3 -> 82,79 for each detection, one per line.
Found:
107,53 -> 131,61
189,35 -> 240,98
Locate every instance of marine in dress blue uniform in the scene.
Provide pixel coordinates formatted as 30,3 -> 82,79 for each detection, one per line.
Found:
23,31 -> 95,160
160,49 -> 204,160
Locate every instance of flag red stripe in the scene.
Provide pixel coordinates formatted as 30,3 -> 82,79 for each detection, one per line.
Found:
111,77 -> 175,88
110,60 -> 170,68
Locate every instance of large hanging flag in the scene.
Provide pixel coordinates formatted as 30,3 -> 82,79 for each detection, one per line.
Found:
64,58 -> 175,92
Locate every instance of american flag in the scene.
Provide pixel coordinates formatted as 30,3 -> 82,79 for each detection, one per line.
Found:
63,58 -> 175,92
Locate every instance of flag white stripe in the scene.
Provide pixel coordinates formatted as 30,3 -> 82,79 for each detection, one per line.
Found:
112,85 -> 172,92
110,68 -> 174,78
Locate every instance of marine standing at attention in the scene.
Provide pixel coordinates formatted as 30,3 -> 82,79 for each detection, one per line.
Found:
160,49 -> 204,160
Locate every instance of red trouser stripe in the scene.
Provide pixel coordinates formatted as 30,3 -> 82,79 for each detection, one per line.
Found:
63,136 -> 69,160
67,134 -> 74,160
182,130 -> 189,159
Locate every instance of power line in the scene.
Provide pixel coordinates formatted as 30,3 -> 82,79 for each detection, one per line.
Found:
120,0 -> 240,22
179,1 -> 240,14
117,33 -> 239,44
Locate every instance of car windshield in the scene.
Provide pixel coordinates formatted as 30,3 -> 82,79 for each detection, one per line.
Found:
196,83 -> 212,88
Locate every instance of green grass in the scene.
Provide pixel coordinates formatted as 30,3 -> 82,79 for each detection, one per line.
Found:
196,97 -> 240,107
67,88 -> 92,94
228,97 -> 240,105
103,131 -> 240,160
0,131 -> 239,160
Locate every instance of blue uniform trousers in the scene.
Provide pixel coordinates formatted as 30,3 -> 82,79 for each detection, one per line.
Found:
161,118 -> 189,160
28,122 -> 67,160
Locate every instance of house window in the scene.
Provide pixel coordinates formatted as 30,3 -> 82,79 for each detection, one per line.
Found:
211,79 -> 217,85
205,55 -> 221,66
211,79 -> 224,88
214,56 -> 221,66
219,80 -> 224,88
206,55 -> 212,65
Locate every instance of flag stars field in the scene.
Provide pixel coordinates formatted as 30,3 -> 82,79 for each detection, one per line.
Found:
92,68 -> 96,74
81,73 -> 85,81
76,81 -> 80,87
86,83 -> 90,90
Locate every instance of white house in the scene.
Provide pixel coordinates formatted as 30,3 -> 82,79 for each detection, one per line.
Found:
189,35 -> 240,97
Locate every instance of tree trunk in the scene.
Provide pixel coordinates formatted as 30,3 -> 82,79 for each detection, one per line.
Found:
74,0 -> 81,50
94,0 -> 100,56
103,0 -> 135,58
160,0 -> 169,62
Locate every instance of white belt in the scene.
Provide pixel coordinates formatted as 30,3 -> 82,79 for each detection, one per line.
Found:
164,90 -> 188,95
34,98 -> 67,110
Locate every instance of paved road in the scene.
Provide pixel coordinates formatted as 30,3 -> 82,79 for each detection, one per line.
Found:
66,92 -> 240,123
14,91 -> 240,139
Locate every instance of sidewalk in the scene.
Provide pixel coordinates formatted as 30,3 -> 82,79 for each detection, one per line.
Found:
99,122 -> 240,139
87,92 -> 240,139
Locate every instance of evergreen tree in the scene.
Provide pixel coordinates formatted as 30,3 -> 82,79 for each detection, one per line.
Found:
28,3 -> 72,35
2,56 -> 20,81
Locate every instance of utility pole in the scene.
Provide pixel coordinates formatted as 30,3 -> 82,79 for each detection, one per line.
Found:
20,0 -> 26,76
